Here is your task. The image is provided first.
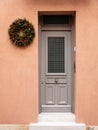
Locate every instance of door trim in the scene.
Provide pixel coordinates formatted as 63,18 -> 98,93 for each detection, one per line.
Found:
38,14 -> 75,113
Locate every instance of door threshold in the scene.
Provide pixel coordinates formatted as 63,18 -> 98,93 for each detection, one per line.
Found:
38,112 -> 75,122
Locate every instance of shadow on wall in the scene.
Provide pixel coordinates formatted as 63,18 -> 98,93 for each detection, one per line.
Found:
24,0 -> 91,6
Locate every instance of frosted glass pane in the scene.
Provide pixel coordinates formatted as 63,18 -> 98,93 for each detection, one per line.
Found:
48,37 -> 65,73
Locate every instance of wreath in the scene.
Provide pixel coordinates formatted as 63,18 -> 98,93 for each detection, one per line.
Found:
8,19 -> 35,47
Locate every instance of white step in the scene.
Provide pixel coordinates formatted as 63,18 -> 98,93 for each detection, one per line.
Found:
38,113 -> 75,122
29,113 -> 86,130
29,122 -> 86,130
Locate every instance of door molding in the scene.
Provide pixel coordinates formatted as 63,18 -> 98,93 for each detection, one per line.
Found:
38,14 -> 75,113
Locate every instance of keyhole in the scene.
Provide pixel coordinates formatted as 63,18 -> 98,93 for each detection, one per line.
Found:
55,78 -> 58,84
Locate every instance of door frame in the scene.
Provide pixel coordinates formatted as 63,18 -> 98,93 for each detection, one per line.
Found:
38,13 -> 75,113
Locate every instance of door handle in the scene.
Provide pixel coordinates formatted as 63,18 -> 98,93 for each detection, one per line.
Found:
55,78 -> 58,84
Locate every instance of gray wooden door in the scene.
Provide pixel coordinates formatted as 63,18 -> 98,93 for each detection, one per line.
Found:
40,31 -> 73,112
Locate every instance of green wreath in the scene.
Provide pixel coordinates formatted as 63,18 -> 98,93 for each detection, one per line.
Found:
8,19 -> 35,47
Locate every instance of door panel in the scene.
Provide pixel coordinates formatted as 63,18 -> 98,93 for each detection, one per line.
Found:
46,76 -> 67,84
40,31 -> 72,112
57,84 -> 68,105
46,32 -> 68,75
45,84 -> 55,105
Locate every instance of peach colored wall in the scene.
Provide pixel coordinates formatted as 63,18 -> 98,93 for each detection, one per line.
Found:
0,0 -> 98,125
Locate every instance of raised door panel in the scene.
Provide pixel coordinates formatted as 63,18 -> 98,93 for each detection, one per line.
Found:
45,84 -> 55,105
57,84 -> 68,105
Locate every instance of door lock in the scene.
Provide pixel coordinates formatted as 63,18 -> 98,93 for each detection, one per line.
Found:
55,78 -> 58,84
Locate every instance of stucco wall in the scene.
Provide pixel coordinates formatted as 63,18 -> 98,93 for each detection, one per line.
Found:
0,0 -> 98,125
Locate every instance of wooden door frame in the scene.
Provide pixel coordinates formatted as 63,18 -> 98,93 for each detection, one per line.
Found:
38,13 -> 75,113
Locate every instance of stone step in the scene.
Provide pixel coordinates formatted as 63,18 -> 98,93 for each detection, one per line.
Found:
29,122 -> 86,130
29,113 -> 85,130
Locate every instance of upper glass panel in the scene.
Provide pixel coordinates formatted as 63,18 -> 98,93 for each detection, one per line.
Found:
43,15 -> 71,25
48,37 -> 65,73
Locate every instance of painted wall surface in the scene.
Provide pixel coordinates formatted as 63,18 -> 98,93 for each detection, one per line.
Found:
0,0 -> 98,125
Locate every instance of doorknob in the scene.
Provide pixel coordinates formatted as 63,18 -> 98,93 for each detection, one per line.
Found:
55,78 -> 58,84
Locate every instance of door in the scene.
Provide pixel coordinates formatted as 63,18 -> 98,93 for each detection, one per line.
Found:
40,31 -> 73,112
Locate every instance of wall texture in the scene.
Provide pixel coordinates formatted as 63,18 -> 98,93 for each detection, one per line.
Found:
0,0 -> 98,125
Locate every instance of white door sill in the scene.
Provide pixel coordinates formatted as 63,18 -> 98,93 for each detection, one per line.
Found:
38,112 -> 75,122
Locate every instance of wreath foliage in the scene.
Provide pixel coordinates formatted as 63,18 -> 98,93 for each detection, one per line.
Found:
8,19 -> 35,47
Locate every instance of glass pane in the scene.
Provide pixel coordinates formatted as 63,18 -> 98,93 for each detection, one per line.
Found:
48,37 -> 65,73
43,15 -> 71,24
